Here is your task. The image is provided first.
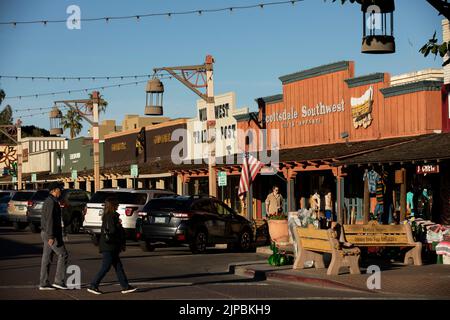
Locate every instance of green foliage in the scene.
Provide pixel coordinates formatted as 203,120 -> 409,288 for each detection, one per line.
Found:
21,125 -> 50,138
88,93 -> 108,113
61,108 -> 83,139
0,105 -> 13,125
268,241 -> 294,266
267,212 -> 288,220
419,32 -> 450,67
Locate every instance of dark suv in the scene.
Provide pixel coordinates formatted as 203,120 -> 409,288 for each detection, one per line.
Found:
27,189 -> 90,234
135,195 -> 255,254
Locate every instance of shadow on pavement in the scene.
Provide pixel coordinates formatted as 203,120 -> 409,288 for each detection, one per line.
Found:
0,237 -> 42,259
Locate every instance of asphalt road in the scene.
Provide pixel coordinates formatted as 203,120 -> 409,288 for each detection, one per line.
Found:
0,226 -> 382,300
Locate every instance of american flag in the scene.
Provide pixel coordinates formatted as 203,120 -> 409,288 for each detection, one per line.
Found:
238,153 -> 263,197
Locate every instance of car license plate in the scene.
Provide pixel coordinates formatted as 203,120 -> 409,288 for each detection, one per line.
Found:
154,217 -> 166,224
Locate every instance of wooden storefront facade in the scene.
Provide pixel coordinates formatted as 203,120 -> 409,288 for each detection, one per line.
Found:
235,60 -> 449,223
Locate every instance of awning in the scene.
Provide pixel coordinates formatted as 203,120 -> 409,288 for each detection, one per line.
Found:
334,133 -> 450,166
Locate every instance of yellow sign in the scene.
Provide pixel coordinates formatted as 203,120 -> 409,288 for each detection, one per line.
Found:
351,86 -> 373,129
153,133 -> 171,144
111,142 -> 127,151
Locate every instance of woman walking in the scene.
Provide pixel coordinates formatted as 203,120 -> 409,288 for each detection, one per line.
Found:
88,197 -> 137,294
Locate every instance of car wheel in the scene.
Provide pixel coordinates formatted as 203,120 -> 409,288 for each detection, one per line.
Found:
13,222 -> 27,231
190,230 -> 208,254
237,229 -> 253,252
140,241 -> 155,252
91,234 -> 100,246
29,223 -> 41,233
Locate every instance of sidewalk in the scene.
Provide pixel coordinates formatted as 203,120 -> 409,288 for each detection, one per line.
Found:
230,258 -> 450,299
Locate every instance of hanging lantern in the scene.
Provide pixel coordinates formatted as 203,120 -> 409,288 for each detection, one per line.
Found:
360,0 -> 395,54
145,78 -> 164,115
49,106 -> 63,136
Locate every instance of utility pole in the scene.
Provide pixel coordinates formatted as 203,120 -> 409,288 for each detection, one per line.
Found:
51,91 -> 103,192
92,91 -> 101,192
205,56 -> 217,198
17,122 -> 22,190
146,55 -> 217,197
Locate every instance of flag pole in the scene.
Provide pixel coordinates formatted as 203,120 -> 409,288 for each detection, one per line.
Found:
246,152 -> 253,222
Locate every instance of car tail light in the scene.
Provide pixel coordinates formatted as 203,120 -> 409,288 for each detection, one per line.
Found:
124,207 -> 137,217
59,201 -> 68,208
27,201 -> 35,207
136,232 -> 142,240
176,234 -> 186,241
172,212 -> 193,219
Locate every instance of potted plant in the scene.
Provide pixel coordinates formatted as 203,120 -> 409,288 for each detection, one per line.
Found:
267,242 -> 294,266
267,211 -> 289,244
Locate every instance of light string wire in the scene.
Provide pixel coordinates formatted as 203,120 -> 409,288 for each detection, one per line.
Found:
0,1 -> 301,26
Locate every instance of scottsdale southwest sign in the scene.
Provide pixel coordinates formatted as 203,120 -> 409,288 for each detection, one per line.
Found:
265,99 -> 345,127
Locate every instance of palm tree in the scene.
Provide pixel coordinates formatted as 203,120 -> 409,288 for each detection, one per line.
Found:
88,93 -> 108,113
0,89 -> 5,105
61,108 -> 83,139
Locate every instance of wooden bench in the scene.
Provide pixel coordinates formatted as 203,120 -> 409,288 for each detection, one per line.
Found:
293,225 -> 361,275
342,221 -> 422,266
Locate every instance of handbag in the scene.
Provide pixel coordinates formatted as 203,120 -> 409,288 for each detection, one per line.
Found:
103,218 -> 113,243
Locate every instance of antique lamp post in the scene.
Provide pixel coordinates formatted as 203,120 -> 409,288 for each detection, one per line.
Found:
49,106 -> 63,135
51,92 -> 102,192
145,78 -> 164,116
145,55 -> 217,197
360,0 -> 396,54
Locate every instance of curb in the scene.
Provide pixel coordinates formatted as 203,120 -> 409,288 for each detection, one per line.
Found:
231,263 -> 376,294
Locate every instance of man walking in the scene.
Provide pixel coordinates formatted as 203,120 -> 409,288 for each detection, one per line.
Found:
39,182 -> 69,290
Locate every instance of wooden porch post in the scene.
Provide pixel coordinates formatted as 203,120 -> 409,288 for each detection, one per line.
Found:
363,169 -> 370,224
333,167 -> 346,224
400,168 -> 407,222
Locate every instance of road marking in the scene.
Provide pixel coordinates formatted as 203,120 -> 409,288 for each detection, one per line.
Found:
0,285 -> 39,289
209,282 -> 269,286
117,282 -> 193,286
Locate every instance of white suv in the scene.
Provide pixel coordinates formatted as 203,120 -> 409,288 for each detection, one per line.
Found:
83,188 -> 176,244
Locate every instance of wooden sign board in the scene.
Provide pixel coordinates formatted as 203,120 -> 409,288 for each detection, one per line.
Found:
416,164 -> 439,175
395,170 -> 404,184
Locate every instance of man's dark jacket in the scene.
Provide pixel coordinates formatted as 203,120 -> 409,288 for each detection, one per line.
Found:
41,194 -> 63,243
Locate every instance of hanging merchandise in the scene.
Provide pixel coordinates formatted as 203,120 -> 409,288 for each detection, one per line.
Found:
363,169 -> 380,194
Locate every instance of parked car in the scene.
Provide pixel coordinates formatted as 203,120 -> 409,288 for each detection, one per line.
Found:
26,189 -> 49,233
135,195 -> 255,254
7,190 -> 37,230
0,191 -> 16,225
27,189 -> 90,234
83,188 -> 176,245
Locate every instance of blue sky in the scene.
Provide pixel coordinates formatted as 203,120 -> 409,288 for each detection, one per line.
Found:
0,0 -> 445,136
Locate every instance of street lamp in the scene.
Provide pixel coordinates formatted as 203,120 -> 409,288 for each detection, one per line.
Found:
145,78 -> 164,116
360,0 -> 395,54
49,106 -> 63,136
52,91 -> 102,192
145,55 -> 217,197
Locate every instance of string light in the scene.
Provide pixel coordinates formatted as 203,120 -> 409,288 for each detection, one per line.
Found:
0,1 -> 303,26
3,73 -> 179,100
0,74 -> 154,81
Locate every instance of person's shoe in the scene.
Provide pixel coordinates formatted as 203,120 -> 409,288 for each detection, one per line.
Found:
121,286 -> 137,294
52,283 -> 69,290
87,287 -> 103,295
39,285 -> 56,291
